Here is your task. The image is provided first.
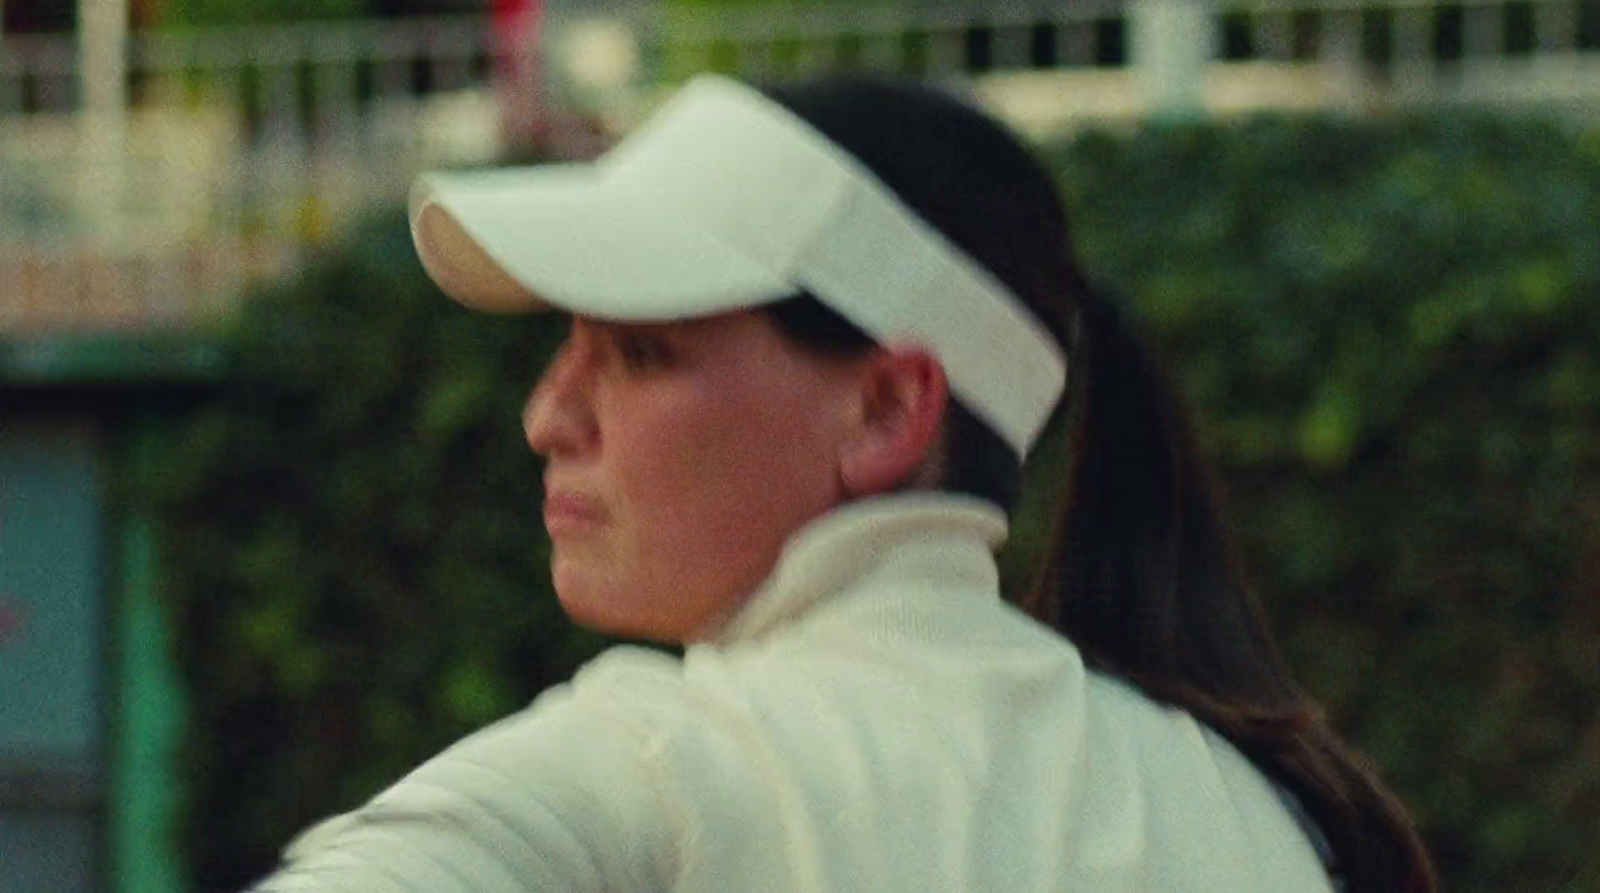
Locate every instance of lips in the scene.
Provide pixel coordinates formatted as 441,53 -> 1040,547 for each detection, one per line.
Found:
542,488 -> 604,535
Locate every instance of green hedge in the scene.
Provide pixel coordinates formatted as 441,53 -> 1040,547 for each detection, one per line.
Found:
1050,114 -> 1600,891
130,112 -> 1600,893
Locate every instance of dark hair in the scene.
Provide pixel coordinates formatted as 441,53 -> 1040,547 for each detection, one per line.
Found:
757,76 -> 1437,893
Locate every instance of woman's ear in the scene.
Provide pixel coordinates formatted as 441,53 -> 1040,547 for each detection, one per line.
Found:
837,344 -> 949,497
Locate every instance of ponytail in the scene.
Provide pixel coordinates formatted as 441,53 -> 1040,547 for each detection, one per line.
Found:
1029,290 -> 1438,893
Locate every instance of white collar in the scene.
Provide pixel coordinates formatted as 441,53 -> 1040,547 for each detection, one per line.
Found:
708,492 -> 1009,647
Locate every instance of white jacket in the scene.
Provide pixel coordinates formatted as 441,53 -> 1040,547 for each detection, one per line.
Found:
254,494 -> 1336,892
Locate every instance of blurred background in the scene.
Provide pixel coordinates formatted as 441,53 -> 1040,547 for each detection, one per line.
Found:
2,0 -> 1598,891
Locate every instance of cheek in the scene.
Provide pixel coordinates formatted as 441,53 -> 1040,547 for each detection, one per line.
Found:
628,382 -> 833,519
610,380 -> 839,587
553,345 -> 849,642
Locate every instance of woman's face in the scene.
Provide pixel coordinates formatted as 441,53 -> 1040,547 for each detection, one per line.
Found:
523,311 -> 862,643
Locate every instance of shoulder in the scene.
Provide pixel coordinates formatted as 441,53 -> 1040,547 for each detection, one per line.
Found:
415,642 -> 695,821
261,645 -> 698,891
568,642 -> 687,698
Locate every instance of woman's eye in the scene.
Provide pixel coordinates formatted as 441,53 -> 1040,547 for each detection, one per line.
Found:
617,334 -> 673,372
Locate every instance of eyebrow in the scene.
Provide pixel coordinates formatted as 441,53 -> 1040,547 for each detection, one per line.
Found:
590,321 -> 675,344
601,317 -> 722,341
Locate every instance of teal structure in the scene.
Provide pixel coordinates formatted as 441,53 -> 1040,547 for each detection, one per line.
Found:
1,334 -> 224,893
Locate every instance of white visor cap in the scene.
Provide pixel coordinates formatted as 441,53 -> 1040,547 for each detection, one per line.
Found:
410,74 -> 1066,457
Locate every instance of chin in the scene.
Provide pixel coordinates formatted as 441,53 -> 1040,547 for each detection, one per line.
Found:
554,580 -> 683,644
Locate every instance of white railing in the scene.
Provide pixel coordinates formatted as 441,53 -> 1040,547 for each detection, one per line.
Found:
2,0 -> 1597,334
1,15 -> 502,333
1209,0 -> 1600,105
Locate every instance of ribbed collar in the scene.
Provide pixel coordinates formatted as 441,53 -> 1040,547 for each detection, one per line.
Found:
707,492 -> 1010,647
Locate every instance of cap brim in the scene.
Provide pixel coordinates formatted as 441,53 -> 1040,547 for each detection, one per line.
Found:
409,74 -> 1069,457
410,166 -> 795,319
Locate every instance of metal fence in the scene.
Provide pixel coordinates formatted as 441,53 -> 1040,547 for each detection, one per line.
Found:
1,0 -> 1597,333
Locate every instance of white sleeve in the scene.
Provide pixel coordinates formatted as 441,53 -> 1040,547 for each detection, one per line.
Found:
247,658 -> 682,893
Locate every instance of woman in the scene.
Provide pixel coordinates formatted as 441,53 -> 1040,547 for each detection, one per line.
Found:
252,74 -> 1436,892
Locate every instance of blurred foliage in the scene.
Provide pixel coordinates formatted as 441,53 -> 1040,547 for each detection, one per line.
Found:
1048,113 -> 1600,893
126,113 -> 1600,893
658,0 -> 908,83
160,0 -> 366,26
156,0 -> 480,26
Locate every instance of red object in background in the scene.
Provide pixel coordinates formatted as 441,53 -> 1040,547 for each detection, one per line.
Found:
491,0 -> 543,83
492,0 -> 542,32
492,0 -> 546,152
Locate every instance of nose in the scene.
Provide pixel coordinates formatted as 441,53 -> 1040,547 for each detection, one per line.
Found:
523,329 -> 599,458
